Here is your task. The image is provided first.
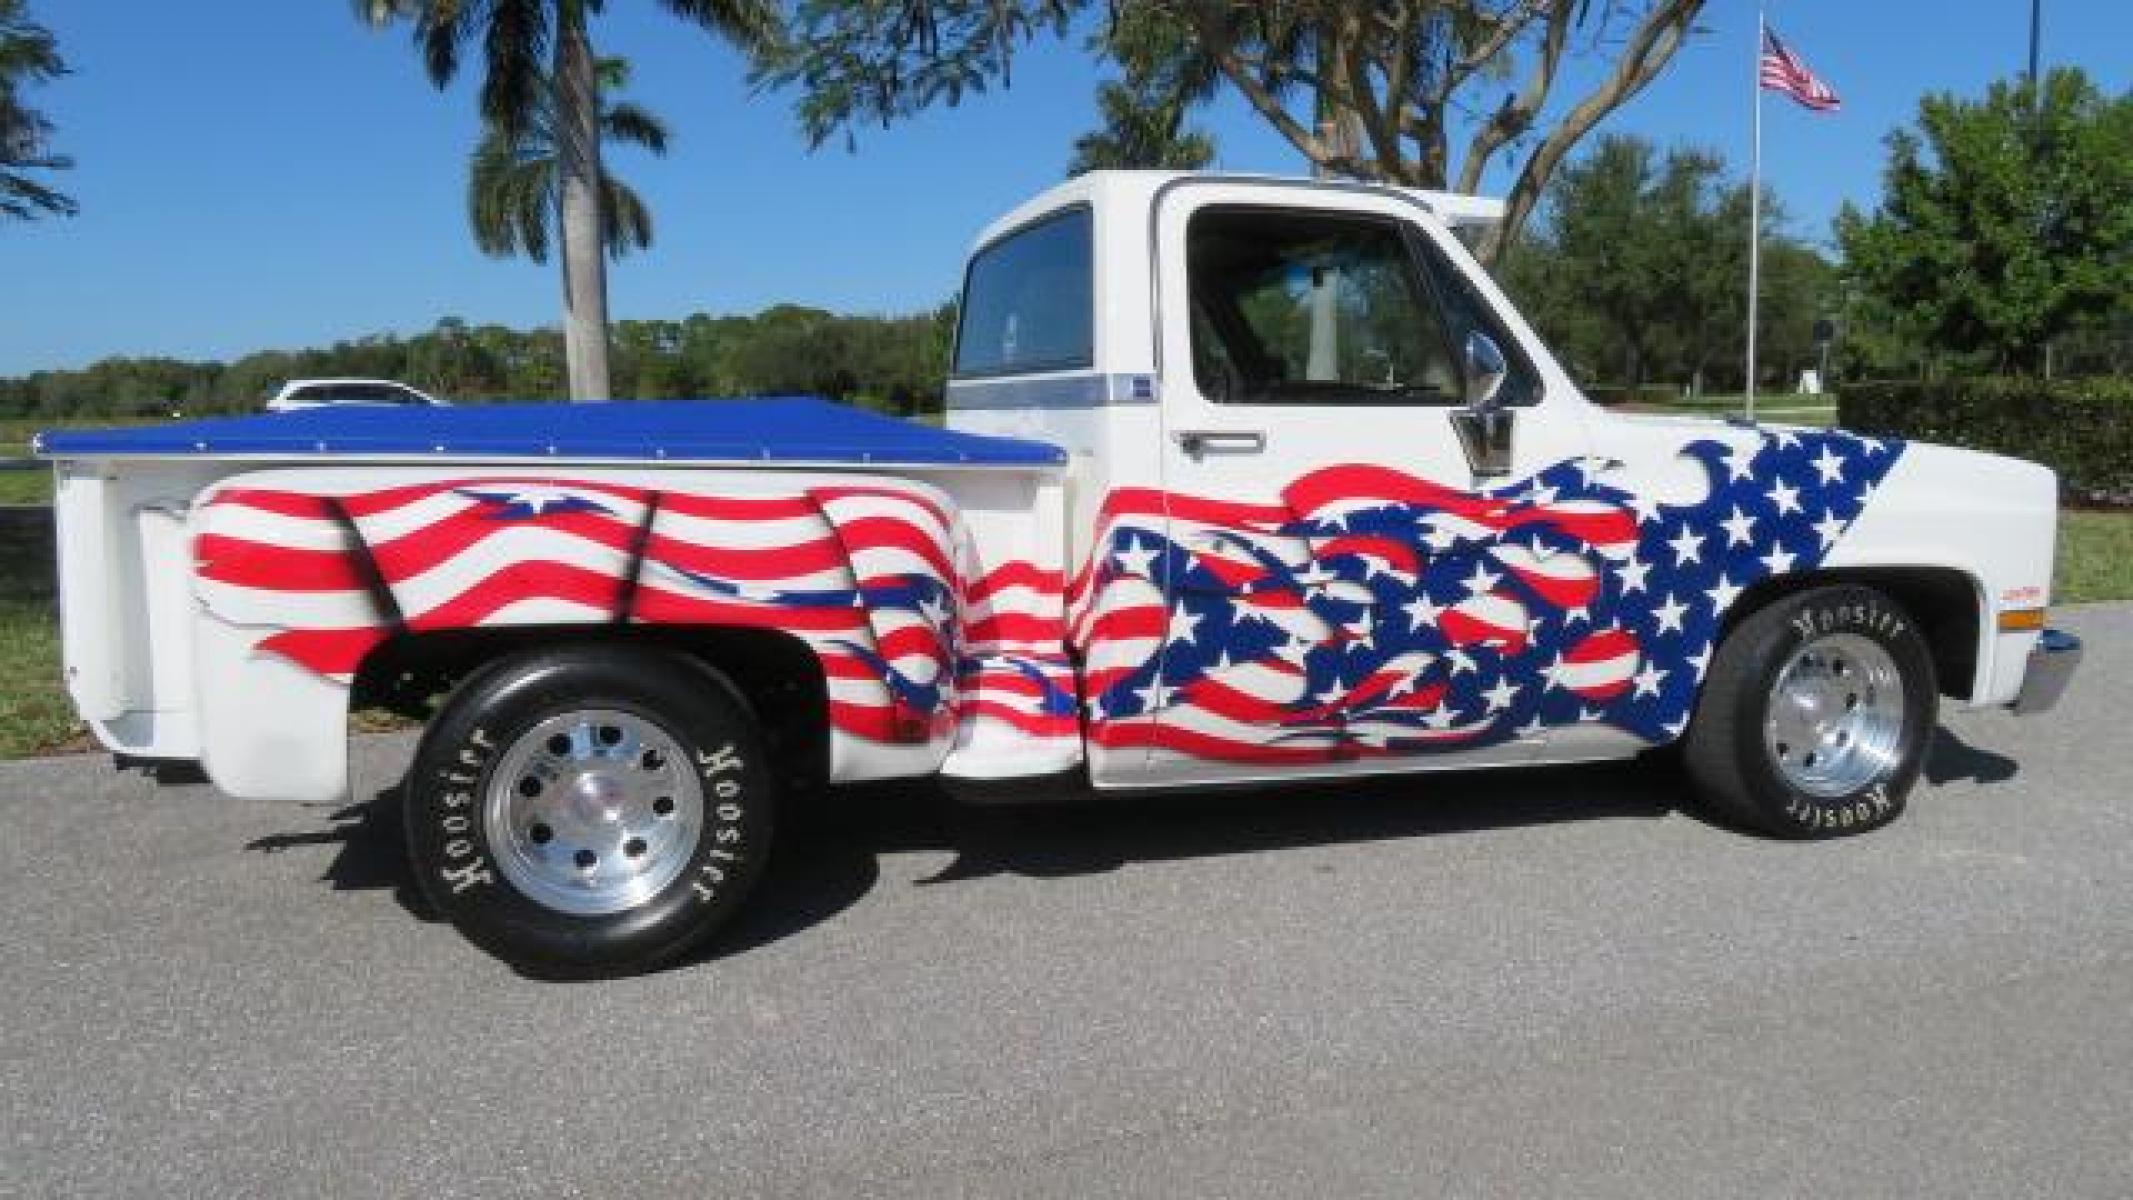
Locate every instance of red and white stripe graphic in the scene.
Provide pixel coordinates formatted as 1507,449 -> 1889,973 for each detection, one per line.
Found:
194,487 -> 393,679
956,557 -> 1077,742
194,476 -> 968,747
1490,542 -> 1601,611
1441,589 -> 1530,655
1556,628 -> 1643,702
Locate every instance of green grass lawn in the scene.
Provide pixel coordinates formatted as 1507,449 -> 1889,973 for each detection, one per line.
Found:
3,414 -> 141,504
0,470 -> 54,505
1621,393 -> 1839,427
2056,510 -> 2133,605
0,600 -> 82,758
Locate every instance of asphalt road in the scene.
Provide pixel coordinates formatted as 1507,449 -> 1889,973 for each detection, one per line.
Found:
3,605 -> 2130,1198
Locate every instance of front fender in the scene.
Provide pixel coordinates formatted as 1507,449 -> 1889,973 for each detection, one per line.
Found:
1824,441 -> 2058,707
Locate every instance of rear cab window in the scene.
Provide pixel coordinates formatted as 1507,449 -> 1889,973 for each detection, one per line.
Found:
954,207 -> 1093,378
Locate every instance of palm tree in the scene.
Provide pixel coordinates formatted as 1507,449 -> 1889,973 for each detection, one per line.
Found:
470,57 -> 667,267
357,0 -> 779,401
1067,80 -> 1215,176
1,0 -> 74,221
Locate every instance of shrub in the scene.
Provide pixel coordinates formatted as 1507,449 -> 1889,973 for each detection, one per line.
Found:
1584,384 -> 1683,408
1838,378 -> 2133,505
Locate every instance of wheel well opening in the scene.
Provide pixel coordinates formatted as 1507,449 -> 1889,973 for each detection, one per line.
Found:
1724,567 -> 1981,702
350,624 -> 831,796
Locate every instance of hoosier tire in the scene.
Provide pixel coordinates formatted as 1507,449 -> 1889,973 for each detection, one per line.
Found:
1683,585 -> 1936,838
403,644 -> 775,978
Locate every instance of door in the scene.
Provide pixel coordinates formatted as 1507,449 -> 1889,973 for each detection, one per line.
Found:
1121,182 -> 1609,787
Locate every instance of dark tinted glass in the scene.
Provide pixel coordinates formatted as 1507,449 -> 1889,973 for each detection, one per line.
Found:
1187,208 -> 1457,406
954,208 -> 1093,377
314,384 -> 416,405
1413,237 -> 1541,407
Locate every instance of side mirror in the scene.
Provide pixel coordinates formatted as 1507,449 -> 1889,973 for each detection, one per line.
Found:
1463,330 -> 1508,411
1452,331 -> 1514,477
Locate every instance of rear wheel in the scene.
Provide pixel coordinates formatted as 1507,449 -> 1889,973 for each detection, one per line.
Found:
1683,585 -> 1936,838
404,644 -> 775,977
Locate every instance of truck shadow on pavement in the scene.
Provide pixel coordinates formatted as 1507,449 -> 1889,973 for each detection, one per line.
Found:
246,722 -> 2016,971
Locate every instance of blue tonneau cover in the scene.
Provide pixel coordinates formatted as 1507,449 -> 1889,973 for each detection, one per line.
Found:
35,395 -> 1066,469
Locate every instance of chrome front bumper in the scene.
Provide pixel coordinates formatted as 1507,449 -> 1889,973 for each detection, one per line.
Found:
2012,628 -> 2082,715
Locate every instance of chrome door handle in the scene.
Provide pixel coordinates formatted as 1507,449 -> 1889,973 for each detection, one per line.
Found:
1172,429 -> 1267,457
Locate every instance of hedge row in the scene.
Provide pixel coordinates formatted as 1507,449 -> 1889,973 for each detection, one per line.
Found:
1837,378 -> 2133,505
1584,384 -> 1682,408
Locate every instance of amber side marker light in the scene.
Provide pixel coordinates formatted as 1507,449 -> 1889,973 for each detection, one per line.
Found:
1998,608 -> 2048,633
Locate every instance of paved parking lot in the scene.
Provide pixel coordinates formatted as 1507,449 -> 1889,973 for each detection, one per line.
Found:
3,604 -> 2130,1197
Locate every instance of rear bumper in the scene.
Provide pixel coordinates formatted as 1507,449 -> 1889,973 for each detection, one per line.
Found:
2011,628 -> 2082,715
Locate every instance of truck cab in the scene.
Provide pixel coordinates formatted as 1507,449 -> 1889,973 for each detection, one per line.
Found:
947,172 -> 2069,791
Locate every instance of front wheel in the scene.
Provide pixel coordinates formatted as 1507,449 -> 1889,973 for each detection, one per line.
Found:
1683,585 -> 1937,838
403,644 -> 775,977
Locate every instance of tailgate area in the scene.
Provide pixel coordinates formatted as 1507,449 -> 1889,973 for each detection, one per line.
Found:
52,459 -> 231,760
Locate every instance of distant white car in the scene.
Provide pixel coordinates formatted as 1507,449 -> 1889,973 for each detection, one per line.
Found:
264,379 -> 444,412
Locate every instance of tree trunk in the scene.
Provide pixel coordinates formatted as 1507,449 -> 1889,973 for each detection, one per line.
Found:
555,14 -> 611,402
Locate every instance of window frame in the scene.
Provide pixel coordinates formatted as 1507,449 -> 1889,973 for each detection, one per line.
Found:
1398,222 -> 1544,409
1183,202 -> 1539,409
949,203 -> 1097,381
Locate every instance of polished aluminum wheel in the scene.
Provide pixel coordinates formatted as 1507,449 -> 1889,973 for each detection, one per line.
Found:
1763,632 -> 1906,798
483,709 -> 704,916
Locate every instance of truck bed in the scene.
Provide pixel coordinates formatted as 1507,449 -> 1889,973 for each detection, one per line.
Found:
35,395 -> 1070,791
35,395 -> 1065,469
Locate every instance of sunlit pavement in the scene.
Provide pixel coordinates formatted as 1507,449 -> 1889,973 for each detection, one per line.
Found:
3,605 -> 2129,1197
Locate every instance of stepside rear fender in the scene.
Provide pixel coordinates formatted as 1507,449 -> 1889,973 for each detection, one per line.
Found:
185,464 -> 1039,802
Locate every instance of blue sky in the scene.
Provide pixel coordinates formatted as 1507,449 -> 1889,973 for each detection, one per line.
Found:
3,0 -> 2126,375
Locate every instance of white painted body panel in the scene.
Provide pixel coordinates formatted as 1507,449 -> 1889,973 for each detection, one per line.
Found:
1820,440 -> 2058,706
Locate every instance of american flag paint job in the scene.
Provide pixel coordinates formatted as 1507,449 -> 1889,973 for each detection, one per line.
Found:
191,427 -> 1901,774
1069,429 -> 1903,763
193,477 -> 978,748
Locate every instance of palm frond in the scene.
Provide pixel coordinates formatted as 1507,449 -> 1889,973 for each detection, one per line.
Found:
478,0 -> 549,139
600,176 -> 654,258
416,0 -> 479,89
656,0 -> 782,52
462,42 -> 674,265
1,167 -> 77,220
602,103 -> 669,155
594,55 -> 631,92
348,0 -> 411,30
468,126 -> 556,261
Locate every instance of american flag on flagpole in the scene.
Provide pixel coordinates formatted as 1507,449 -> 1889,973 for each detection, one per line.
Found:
1760,27 -> 1840,112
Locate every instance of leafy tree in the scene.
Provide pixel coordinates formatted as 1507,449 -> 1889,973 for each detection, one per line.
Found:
1,304 -> 958,419
0,0 -> 72,221
1501,133 -> 1830,393
1068,79 -> 1216,174
1837,68 -> 2133,376
760,0 -> 1706,262
355,0 -> 780,400
1068,7 -> 1215,175
469,57 -> 668,263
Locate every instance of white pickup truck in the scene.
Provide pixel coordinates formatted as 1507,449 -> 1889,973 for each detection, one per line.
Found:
38,172 -> 2080,976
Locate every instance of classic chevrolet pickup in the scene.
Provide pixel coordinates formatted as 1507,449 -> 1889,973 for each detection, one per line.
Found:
37,172 -> 2080,975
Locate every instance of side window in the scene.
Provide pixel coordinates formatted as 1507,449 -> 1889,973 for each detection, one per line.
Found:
1413,234 -> 1542,408
953,208 -> 1093,377
1188,207 -> 1458,405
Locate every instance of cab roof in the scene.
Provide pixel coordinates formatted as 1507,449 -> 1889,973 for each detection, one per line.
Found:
969,170 -> 1506,254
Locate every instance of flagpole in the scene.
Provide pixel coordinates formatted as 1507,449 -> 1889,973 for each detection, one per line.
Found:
1745,1 -> 1766,423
